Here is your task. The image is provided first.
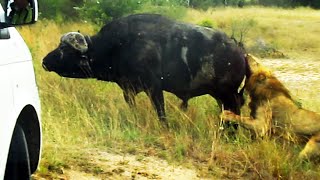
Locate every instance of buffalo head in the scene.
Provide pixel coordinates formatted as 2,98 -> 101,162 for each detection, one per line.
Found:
42,32 -> 93,78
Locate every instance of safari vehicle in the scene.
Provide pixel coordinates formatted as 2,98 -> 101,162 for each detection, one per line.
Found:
0,0 -> 41,179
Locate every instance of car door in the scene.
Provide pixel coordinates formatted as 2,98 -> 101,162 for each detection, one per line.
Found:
0,26 -> 16,178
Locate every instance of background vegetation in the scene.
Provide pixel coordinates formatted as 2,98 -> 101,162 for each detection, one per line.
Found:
17,1 -> 320,179
40,0 -> 320,24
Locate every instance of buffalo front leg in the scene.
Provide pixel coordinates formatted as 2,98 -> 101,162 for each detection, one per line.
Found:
147,88 -> 166,122
214,92 -> 244,131
219,93 -> 244,115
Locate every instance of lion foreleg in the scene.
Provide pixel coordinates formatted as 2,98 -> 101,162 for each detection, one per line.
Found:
221,110 -> 269,137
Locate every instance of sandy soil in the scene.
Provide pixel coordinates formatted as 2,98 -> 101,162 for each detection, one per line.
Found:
262,58 -> 320,111
53,149 -> 204,180
263,58 -> 320,88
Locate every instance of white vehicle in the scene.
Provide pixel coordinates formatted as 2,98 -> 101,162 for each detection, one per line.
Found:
0,0 -> 41,179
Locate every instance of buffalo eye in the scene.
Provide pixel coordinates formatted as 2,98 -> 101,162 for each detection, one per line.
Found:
59,44 -> 79,54
58,44 -> 69,51
78,38 -> 85,44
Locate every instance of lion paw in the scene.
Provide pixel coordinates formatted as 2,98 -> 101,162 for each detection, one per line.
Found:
220,110 -> 238,121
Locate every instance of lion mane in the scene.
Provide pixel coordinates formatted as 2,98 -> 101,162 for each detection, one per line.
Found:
221,54 -> 320,160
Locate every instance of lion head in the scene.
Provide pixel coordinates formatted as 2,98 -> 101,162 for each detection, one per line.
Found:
245,54 -> 292,100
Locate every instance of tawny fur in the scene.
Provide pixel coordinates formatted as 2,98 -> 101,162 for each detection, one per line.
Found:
221,54 -> 320,159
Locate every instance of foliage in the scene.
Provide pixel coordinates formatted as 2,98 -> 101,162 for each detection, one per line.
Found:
135,2 -> 187,20
230,18 -> 257,52
39,0 -> 320,23
40,0 -> 82,21
197,19 -> 216,28
40,0 -> 187,24
249,38 -> 286,58
294,0 -> 320,8
189,0 -> 240,9
78,0 -> 143,25
257,0 -> 294,7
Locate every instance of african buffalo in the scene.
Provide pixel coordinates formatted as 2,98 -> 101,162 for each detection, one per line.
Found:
42,13 -> 247,122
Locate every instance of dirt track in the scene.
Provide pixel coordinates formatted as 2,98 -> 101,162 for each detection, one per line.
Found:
262,58 -> 320,111
263,58 -> 320,88
49,148 -> 203,180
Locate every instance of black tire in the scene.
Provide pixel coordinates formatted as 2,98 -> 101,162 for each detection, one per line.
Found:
4,124 -> 31,180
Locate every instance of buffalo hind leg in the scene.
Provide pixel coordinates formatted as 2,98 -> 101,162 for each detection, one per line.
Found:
180,99 -> 188,111
176,94 -> 189,111
123,89 -> 137,108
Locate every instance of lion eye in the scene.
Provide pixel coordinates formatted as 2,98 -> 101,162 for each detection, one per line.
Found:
258,74 -> 266,81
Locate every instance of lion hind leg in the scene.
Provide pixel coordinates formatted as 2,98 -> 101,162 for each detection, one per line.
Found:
299,134 -> 320,160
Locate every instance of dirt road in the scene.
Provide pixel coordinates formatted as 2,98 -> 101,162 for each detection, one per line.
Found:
262,58 -> 320,111
263,58 -> 320,89
44,148 -> 204,180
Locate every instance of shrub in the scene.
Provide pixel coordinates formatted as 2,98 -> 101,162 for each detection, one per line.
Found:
229,18 -> 257,51
78,0 -> 143,25
135,2 -> 187,20
40,0 -> 82,21
198,19 -> 215,28
249,38 -> 286,58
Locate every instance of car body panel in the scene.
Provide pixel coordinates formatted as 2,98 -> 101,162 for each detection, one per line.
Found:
0,1 -> 41,179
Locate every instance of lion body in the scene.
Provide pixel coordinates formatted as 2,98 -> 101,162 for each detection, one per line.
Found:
222,54 -> 320,159
270,96 -> 320,135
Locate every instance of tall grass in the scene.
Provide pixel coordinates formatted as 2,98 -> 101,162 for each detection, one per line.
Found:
184,6 -> 320,59
18,7 -> 320,178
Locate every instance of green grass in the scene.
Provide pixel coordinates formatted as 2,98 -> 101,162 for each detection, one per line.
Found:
18,6 -> 320,179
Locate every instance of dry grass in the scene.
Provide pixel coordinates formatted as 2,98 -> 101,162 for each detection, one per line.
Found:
17,6 -> 320,179
184,6 -> 320,59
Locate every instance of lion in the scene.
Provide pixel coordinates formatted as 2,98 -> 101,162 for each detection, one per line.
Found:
221,54 -> 320,160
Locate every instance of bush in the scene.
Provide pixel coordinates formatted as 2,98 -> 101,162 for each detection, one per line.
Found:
198,19 -> 216,28
78,0 -> 143,25
135,2 -> 187,20
39,0 -> 320,23
40,0 -> 83,21
258,0 -> 293,7
249,38 -> 286,58
189,0 -> 241,9
229,18 -> 257,51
